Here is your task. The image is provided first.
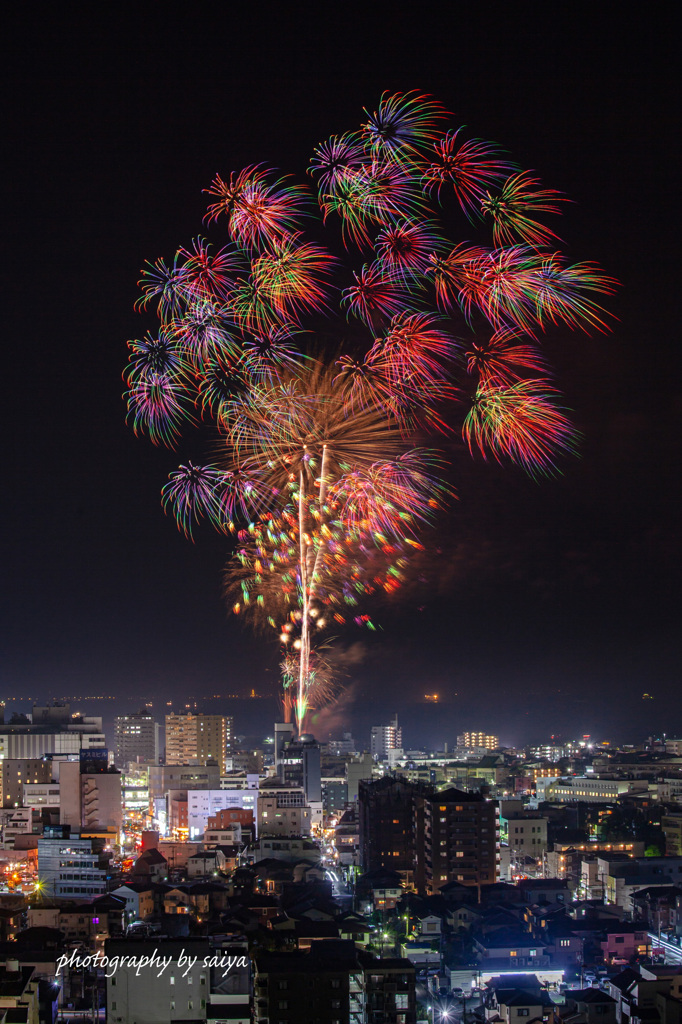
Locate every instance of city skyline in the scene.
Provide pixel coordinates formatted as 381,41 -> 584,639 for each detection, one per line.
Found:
3,9 -> 679,741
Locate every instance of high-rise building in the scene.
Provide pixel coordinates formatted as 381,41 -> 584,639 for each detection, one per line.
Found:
416,786 -> 499,894
370,714 -> 402,760
457,731 -> 499,750
114,710 -> 159,767
274,722 -> 295,769
278,733 -> 321,804
165,713 -> 232,774
358,776 -> 429,881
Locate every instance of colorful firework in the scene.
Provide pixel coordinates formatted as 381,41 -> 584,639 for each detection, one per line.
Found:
422,127 -> 516,219
463,379 -> 578,477
481,171 -> 566,249
125,91 -> 615,729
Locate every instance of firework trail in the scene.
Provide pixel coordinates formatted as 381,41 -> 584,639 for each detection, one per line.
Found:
125,91 -> 616,730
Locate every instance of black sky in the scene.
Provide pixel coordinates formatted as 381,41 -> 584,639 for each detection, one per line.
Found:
2,7 -> 679,747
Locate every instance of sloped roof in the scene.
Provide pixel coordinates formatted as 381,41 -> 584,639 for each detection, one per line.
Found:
575,989 -> 616,1004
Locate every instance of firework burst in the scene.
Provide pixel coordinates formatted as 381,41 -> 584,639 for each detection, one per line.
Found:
125,91 -> 615,729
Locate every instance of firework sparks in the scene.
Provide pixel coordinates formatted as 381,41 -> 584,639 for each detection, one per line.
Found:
125,90 -> 615,730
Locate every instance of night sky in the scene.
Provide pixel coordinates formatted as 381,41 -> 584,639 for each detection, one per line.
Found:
3,8 -> 679,748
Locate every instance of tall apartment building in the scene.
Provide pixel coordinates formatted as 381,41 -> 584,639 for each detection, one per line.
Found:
165,713 -> 232,774
457,731 -> 499,750
416,786 -> 499,894
370,714 -> 402,759
278,734 -> 321,804
114,710 -> 159,767
358,776 -> 430,881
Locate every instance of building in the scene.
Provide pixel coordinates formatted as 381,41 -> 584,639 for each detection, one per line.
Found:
0,808 -> 32,847
278,733 -> 322,804
370,714 -> 402,760
165,713 -> 232,774
0,706 -> 106,761
322,776 -> 348,817
538,777 -> 647,803
600,924 -> 650,963
346,753 -> 374,802
274,721 -> 295,769
58,755 -> 122,833
37,826 -> 110,898
602,856 -> 682,909
500,813 -> 548,878
21,781 -> 61,812
483,977 -> 556,1024
110,882 -> 154,926
662,813 -> 682,856
106,938 -> 203,1023
188,787 -> 257,840
364,958 -> 417,1023
113,709 -> 159,767
105,939 -> 250,1023
148,763 -> 221,801
358,776 -> 429,880
327,733 -> 357,756
253,941 -> 416,1024
545,841 -> 644,883
257,782 -> 311,837
417,786 -> 499,894
457,731 -> 500,750
1,757 -> 52,808
527,744 -> 567,761
0,961 -> 40,1022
